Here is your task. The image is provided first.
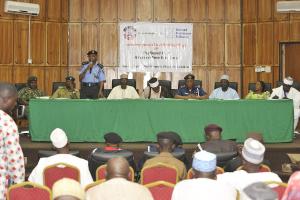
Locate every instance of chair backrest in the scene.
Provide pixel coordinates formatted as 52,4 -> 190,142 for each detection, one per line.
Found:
265,181 -> 287,200
85,180 -> 105,192
38,150 -> 80,158
15,83 -> 27,91
145,181 -> 175,200
112,79 -> 136,89
214,82 -> 238,91
141,163 -> 178,185
96,164 -> 134,181
178,80 -> 202,89
248,82 -> 272,93
7,182 -> 51,200
43,163 -> 80,189
187,167 -> 224,179
52,82 -> 65,94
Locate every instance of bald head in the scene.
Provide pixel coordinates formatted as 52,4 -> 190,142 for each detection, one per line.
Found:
0,82 -> 17,113
158,137 -> 175,153
106,157 -> 130,180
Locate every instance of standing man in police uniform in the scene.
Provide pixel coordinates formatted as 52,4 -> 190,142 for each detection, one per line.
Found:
79,50 -> 106,99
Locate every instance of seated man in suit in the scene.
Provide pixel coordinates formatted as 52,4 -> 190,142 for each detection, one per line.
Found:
141,77 -> 169,99
51,76 -> 80,99
209,74 -> 240,100
88,132 -> 135,180
107,74 -> 139,99
175,74 -> 208,100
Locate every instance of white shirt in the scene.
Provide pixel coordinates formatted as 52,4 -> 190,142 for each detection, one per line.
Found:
86,177 -> 153,200
142,86 -> 161,99
107,85 -> 140,99
209,87 -> 240,100
172,178 -> 237,200
28,154 -> 93,187
217,170 -> 282,200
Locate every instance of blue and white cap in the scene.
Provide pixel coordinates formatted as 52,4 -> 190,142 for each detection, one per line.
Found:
242,138 -> 265,164
192,150 -> 217,172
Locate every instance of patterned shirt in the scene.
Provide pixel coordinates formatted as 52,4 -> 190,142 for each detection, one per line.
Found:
0,110 -> 25,199
18,87 -> 43,102
51,86 -> 80,99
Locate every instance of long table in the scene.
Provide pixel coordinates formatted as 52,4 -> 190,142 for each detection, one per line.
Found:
29,99 -> 294,143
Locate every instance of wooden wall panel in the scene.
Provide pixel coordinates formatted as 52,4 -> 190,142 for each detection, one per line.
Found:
0,67 -> 12,83
31,22 -> 45,65
243,23 -> 256,65
47,0 -> 61,22
290,21 -> 300,41
68,66 -> 80,89
154,0 -> 171,21
61,67 -> 68,80
207,24 -> 224,65
31,0 -> 46,21
100,23 -> 118,66
45,67 -> 61,95
61,23 -> 68,66
14,21 -> 28,65
172,0 -> 188,22
257,23 -> 273,65
243,0 -> 257,22
260,71 -> 273,86
100,0 -> 118,22
47,23 -> 61,65
225,0 -> 240,23
13,66 -> 30,83
118,0 -> 136,21
225,67 -> 241,94
189,0 -> 206,22
225,24 -> 241,66
207,0 -> 224,22
82,23 -> 98,60
137,0 -> 153,21
273,0 -> 289,21
290,13 -> 300,21
258,0 -> 273,22
272,66 -> 279,86
0,20 -> 13,64
0,0 -> 14,19
69,0 -> 82,22
69,23 -> 81,66
82,0 -> 99,22
242,66 -> 257,95
274,22 -> 289,65
61,0 -> 69,22
192,66 -> 208,91
208,67 -> 225,92
193,23 -> 206,65
29,67 -> 45,91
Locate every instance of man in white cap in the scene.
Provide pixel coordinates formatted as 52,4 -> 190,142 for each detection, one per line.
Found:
107,73 -> 140,99
172,150 -> 237,200
217,138 -> 282,200
209,74 -> 240,100
52,178 -> 85,200
28,128 -> 93,187
142,77 -> 169,99
270,76 -> 300,133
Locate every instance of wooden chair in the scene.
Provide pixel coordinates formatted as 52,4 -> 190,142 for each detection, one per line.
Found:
84,180 -> 105,192
7,182 -> 51,200
43,163 -> 80,189
187,167 -> 224,179
96,164 -> 134,182
265,181 -> 287,200
145,181 -> 175,200
140,162 -> 178,185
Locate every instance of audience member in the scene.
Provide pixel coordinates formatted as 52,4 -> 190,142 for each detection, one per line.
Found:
209,74 -> 240,100
28,128 -> 93,187
245,81 -> 270,99
142,77 -> 169,99
171,151 -> 237,200
143,132 -> 187,180
107,74 -> 139,99
175,74 -> 207,100
51,76 -> 80,99
243,182 -> 277,200
86,157 -> 153,200
0,82 -> 25,199
282,171 -> 300,200
88,132 -> 135,180
52,178 -> 85,200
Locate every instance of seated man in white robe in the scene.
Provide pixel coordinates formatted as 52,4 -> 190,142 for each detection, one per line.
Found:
172,150 -> 237,200
270,76 -> 300,134
28,128 -> 93,187
209,74 -> 240,100
142,77 -> 169,99
107,74 -> 140,99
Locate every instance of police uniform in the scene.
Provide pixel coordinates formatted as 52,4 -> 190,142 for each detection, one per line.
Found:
79,50 -> 106,99
177,74 -> 207,96
51,76 -> 80,99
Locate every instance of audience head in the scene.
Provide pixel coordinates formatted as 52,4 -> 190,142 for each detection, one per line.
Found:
65,76 -> 76,90
242,138 -> 265,172
247,132 -> 264,144
157,131 -> 183,147
120,74 -> 128,89
283,76 -> 293,93
27,76 -> 38,90
157,132 -> 176,153
282,171 -> 300,200
243,182 -> 277,200
192,150 -> 217,179
255,81 -> 265,93
184,74 -> 195,89
52,178 -> 85,200
50,128 -> 69,153
148,77 -> 160,93
0,82 -> 17,113
87,50 -> 97,63
220,74 -> 229,91
106,157 -> 130,180
104,132 -> 123,147
204,124 -> 223,141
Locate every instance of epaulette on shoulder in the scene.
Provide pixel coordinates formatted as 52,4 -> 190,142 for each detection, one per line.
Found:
97,63 -> 104,69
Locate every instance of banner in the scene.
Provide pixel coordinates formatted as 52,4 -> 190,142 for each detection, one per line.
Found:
119,23 -> 193,73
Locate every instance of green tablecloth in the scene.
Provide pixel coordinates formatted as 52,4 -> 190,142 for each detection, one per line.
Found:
29,99 -> 294,143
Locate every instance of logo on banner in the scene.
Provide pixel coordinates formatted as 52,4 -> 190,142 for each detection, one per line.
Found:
123,26 -> 137,40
